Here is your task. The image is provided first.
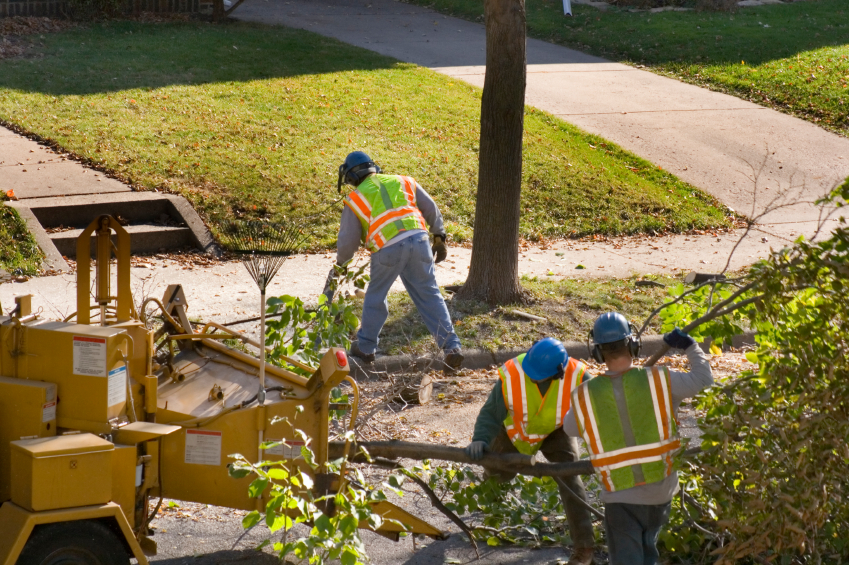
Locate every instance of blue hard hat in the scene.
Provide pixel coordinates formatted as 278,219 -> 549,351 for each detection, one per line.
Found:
338,151 -> 380,192
592,312 -> 632,345
522,337 -> 569,382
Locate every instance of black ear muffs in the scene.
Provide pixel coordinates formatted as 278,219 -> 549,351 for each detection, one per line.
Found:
553,363 -> 566,381
627,323 -> 642,358
587,330 -> 605,363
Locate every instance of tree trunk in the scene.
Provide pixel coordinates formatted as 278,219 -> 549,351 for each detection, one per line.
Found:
212,0 -> 225,21
457,0 -> 527,305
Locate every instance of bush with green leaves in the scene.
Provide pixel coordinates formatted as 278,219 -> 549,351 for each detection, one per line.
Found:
265,264 -> 368,371
420,462 -> 591,547
230,425 -> 395,565
653,181 -> 849,563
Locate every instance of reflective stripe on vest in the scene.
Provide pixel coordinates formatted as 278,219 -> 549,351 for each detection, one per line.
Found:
572,366 -> 680,492
499,355 -> 588,456
343,174 -> 427,253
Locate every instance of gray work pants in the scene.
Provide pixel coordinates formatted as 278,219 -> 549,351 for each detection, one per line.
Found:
604,501 -> 672,565
487,428 -> 595,549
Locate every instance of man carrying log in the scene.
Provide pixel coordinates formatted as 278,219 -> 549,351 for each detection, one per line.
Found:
564,312 -> 713,565
465,337 -> 597,565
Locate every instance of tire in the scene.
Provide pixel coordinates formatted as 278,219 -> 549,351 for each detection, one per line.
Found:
17,520 -> 130,565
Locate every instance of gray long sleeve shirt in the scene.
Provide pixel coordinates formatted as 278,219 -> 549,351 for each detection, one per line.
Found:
336,177 -> 445,265
563,344 -> 714,505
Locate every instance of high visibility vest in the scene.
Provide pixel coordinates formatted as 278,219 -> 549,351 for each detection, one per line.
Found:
572,366 -> 681,493
344,174 -> 428,253
499,354 -> 588,456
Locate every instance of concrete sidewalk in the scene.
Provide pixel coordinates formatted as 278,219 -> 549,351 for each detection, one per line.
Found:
234,0 -> 849,234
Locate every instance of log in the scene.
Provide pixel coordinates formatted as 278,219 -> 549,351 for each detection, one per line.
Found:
328,440 -> 594,478
394,374 -> 433,405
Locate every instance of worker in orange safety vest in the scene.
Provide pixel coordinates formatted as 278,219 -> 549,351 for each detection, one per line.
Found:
563,312 -> 714,565
465,338 -> 597,565
334,151 -> 462,371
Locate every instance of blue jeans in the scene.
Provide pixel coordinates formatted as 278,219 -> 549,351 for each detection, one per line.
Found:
357,232 -> 461,355
604,502 -> 672,565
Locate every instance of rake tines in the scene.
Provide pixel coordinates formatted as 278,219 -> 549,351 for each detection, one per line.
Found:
218,220 -> 308,409
220,221 -> 307,291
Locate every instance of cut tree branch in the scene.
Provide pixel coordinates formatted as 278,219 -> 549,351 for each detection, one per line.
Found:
367,457 -> 479,556
644,281 -> 763,367
329,440 -> 594,477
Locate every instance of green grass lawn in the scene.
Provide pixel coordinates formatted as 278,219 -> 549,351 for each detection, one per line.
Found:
0,206 -> 42,276
403,0 -> 849,136
0,20 -> 731,251
376,274 -> 673,355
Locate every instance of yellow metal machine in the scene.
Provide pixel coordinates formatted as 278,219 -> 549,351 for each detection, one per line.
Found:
0,215 -> 442,565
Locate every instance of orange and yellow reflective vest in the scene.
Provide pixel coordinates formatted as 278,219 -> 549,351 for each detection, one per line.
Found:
499,354 -> 588,456
344,174 -> 428,253
571,366 -> 681,493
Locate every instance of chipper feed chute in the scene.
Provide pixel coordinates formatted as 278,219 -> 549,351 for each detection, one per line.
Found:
0,215 -> 443,565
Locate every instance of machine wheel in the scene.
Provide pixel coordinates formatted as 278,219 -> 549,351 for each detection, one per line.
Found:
17,520 -> 130,565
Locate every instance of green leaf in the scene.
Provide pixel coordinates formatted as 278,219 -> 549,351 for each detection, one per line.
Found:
228,464 -> 252,479
314,513 -> 332,533
248,478 -> 269,498
242,510 -> 261,529
267,468 -> 289,480
341,549 -> 359,565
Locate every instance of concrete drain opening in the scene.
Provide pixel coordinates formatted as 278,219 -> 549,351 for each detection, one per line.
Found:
6,192 -> 218,272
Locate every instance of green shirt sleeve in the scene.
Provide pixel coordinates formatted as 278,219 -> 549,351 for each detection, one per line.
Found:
472,382 -> 508,445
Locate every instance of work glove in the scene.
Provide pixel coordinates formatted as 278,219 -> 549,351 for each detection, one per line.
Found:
663,328 -> 696,350
432,234 -> 448,264
465,441 -> 488,461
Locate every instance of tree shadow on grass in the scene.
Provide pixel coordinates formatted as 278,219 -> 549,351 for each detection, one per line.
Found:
0,20 -> 400,96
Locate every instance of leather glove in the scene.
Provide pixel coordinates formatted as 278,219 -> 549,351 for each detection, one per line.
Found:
465,441 -> 488,461
663,328 -> 696,350
432,234 -> 448,264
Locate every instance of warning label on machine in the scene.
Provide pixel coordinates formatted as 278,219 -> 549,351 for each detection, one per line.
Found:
185,430 -> 222,466
108,366 -> 127,406
42,401 -> 57,423
265,440 -> 305,460
73,336 -> 107,377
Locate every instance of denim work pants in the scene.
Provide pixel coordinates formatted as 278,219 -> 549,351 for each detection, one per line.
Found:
604,501 -> 672,565
486,428 -> 596,550
357,232 -> 461,355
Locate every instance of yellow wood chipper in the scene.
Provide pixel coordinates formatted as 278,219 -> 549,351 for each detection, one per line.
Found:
0,215 -> 443,565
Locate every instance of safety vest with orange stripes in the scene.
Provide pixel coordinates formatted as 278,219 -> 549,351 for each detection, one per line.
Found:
499,354 -> 588,456
571,366 -> 681,493
344,174 -> 428,253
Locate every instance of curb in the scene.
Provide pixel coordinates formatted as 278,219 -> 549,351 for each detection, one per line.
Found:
349,332 -> 757,379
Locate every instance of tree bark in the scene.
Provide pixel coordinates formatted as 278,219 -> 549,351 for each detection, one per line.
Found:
212,0 -> 225,21
456,0 -> 527,305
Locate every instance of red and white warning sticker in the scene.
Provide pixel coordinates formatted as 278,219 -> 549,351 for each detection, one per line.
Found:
42,401 -> 57,423
185,429 -> 222,466
73,336 -> 107,377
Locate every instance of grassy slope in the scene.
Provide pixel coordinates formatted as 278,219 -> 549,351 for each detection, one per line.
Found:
376,274 -> 673,355
0,206 -> 42,275
404,0 -> 849,136
0,21 -> 730,250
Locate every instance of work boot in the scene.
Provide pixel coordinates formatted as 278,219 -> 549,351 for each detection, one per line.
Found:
443,348 -> 464,373
349,342 -> 375,364
567,547 -> 595,565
